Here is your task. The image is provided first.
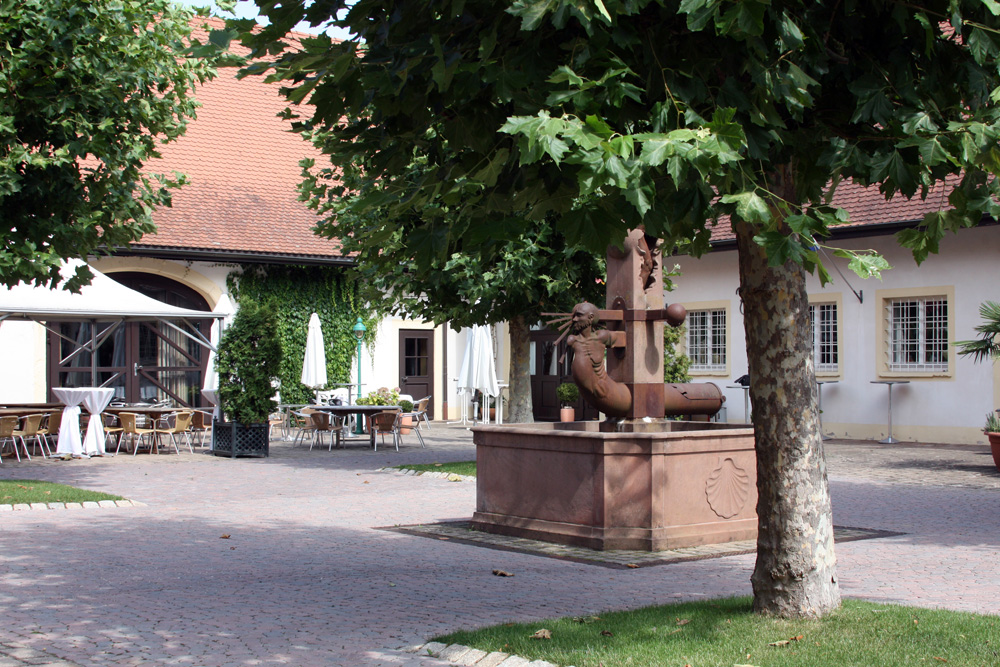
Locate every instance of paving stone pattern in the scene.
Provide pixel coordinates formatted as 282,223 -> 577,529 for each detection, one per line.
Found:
0,427 -> 997,666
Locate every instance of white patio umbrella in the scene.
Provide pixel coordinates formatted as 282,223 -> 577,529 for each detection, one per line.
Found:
456,324 -> 499,422
301,312 -> 328,395
201,294 -> 235,416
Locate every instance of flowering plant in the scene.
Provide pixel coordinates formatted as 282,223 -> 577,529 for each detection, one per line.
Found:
357,387 -> 401,406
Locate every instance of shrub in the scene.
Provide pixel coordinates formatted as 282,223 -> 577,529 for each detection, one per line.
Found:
216,299 -> 282,424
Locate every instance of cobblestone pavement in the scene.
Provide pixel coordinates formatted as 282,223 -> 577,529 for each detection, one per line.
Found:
0,425 -> 997,666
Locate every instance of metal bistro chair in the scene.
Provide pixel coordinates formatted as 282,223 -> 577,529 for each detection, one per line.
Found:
371,410 -> 425,452
189,410 -> 212,448
308,411 -> 342,451
292,407 -> 320,447
0,416 -> 19,463
410,395 -> 432,430
155,411 -> 194,454
115,412 -> 158,456
11,414 -> 46,461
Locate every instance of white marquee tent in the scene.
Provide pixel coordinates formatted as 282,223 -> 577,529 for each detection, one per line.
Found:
0,260 -> 224,387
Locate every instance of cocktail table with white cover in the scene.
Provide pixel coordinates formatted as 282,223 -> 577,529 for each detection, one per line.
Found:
53,387 -> 115,457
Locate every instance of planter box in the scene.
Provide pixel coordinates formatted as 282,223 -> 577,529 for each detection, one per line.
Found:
212,420 -> 269,458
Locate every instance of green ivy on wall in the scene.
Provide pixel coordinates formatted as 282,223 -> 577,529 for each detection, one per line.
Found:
226,265 -> 378,406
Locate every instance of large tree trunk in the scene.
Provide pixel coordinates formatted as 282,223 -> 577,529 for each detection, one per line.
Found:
734,213 -> 840,618
507,314 -> 534,423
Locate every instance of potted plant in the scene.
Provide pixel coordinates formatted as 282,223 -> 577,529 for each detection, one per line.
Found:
556,382 -> 580,422
984,412 -> 1000,472
213,299 -> 282,457
356,387 -> 401,430
956,300 -> 1000,467
398,399 -> 414,434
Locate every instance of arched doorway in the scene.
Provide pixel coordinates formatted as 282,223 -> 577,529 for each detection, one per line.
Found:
46,273 -> 212,407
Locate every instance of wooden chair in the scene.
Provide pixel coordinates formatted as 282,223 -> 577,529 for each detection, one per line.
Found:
155,411 -> 194,454
11,414 -> 45,461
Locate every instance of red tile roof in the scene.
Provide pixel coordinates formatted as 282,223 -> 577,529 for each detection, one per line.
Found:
708,178 -> 958,244
135,20 -> 344,262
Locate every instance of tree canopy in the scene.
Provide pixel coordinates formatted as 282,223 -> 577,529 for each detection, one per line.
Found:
0,0 -> 220,291
228,0 -> 1000,618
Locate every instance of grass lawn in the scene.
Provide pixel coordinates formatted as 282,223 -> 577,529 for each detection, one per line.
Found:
394,461 -> 476,477
434,597 -> 999,666
0,479 -> 124,505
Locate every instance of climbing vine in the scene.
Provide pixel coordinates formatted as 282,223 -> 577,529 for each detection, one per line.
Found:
226,265 -> 378,406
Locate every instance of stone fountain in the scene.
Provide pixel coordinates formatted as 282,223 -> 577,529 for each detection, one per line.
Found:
471,230 -> 757,551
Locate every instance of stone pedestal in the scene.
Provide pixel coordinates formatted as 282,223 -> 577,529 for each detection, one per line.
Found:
471,421 -> 757,551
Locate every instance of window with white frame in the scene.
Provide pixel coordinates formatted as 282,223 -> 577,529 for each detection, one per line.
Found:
687,309 -> 726,372
809,302 -> 839,373
885,296 -> 949,372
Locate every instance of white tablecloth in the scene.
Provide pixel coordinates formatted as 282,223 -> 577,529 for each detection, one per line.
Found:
53,387 -> 115,457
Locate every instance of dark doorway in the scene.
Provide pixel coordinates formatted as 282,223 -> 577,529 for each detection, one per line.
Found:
529,328 -> 600,421
46,273 -> 211,407
399,329 -> 434,417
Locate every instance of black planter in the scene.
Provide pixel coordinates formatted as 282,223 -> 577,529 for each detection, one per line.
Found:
212,419 -> 269,458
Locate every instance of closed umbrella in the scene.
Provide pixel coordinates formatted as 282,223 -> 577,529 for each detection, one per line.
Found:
457,324 -> 499,422
201,294 -> 234,416
301,312 -> 328,393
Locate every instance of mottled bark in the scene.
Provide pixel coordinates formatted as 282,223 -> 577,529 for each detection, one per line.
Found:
734,199 -> 840,618
507,314 -> 534,423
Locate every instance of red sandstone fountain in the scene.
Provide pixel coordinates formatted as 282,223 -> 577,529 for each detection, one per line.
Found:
471,229 -> 757,551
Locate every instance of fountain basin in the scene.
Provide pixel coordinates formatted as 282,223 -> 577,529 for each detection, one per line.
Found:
471,421 -> 757,551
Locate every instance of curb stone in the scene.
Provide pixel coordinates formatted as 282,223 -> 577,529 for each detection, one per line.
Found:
381,467 -> 476,482
409,644 -> 564,667
0,499 -> 142,511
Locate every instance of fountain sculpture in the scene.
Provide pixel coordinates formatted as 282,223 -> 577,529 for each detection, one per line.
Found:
471,229 -> 758,551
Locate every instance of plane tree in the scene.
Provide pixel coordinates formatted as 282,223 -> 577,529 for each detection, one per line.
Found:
228,0 -> 1000,617
0,0 -> 220,290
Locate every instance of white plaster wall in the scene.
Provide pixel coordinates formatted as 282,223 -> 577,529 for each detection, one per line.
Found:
0,321 -> 47,403
668,224 -> 1000,444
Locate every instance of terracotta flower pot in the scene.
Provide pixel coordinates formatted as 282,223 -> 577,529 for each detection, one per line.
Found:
559,407 -> 575,423
987,432 -> 1000,471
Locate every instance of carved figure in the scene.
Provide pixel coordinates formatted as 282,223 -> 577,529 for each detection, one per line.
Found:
566,302 -> 632,417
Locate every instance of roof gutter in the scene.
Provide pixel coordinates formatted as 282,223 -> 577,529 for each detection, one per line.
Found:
107,246 -> 357,267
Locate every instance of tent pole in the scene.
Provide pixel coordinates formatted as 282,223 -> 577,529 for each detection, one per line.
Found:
91,319 -> 97,387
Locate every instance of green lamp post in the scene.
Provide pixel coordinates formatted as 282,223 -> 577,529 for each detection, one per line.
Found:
352,317 -> 367,434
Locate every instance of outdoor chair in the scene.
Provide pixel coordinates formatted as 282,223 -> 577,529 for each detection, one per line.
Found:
103,413 -> 124,452
155,411 -> 194,454
371,410 -> 425,452
410,396 -> 432,430
189,410 -> 212,447
33,409 -> 61,458
308,411 -> 342,451
292,407 -> 319,446
11,414 -> 46,461
115,412 -> 159,456
0,416 -> 18,462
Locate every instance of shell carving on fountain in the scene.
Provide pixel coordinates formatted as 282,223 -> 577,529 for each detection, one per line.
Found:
705,458 -> 750,519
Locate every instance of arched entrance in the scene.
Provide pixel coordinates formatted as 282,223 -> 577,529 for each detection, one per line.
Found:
46,273 -> 212,407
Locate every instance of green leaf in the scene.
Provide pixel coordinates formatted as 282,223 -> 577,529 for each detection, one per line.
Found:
720,190 -> 771,224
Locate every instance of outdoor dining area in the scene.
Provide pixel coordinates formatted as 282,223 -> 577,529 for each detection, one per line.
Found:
0,389 -> 430,463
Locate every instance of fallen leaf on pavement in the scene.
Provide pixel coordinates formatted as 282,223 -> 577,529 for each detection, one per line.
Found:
220,534 -> 230,539
530,629 -> 551,640
626,563 -> 639,568
492,569 -> 514,577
